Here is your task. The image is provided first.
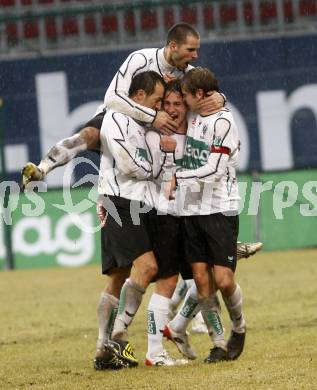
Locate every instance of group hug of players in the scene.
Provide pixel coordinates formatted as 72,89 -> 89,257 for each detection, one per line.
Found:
22,23 -> 262,369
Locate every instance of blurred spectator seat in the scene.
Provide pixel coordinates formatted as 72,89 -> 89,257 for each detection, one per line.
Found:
84,15 -> 97,35
0,0 -> 15,6
45,18 -> 57,40
299,0 -> 317,16
141,10 -> 158,30
260,1 -> 277,24
23,20 -> 39,39
181,7 -> 197,24
220,4 -> 238,26
164,8 -> 175,28
102,14 -> 118,34
62,17 -> 79,36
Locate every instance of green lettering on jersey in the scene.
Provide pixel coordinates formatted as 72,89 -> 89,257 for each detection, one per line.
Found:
175,158 -> 183,169
182,136 -> 210,169
135,147 -> 148,161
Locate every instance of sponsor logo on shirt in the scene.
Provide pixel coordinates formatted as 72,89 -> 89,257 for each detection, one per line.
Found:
182,136 -> 209,169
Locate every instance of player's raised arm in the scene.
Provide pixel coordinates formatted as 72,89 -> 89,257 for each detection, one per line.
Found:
104,52 -> 178,133
104,52 -> 157,124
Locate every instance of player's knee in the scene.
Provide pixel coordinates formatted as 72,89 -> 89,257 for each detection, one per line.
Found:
215,273 -> 234,293
143,262 -> 158,281
193,269 -> 208,289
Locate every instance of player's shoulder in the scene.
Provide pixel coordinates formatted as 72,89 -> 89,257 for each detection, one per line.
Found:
104,109 -> 129,125
215,108 -> 234,122
130,47 -> 159,59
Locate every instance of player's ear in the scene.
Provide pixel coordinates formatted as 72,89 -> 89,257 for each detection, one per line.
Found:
135,89 -> 146,102
169,40 -> 177,52
196,88 -> 204,100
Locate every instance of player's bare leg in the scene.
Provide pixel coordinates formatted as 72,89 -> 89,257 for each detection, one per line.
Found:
21,126 -> 100,190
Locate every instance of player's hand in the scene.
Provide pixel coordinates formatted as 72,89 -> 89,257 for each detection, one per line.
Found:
163,73 -> 177,84
160,136 -> 177,153
97,200 -> 107,228
21,162 -> 44,192
163,175 -> 177,200
196,91 -> 225,113
153,111 -> 178,135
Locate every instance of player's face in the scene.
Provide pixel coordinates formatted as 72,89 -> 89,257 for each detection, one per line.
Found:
170,35 -> 200,70
163,91 -> 187,128
181,87 -> 201,112
142,82 -> 165,110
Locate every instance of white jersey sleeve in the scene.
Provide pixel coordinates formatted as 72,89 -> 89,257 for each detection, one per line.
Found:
176,117 -> 238,185
104,112 -> 153,180
145,131 -> 176,180
103,51 -> 156,124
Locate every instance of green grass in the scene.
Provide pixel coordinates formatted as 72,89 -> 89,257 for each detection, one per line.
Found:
0,249 -> 316,390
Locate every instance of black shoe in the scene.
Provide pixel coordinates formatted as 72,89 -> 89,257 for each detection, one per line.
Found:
108,339 -> 138,367
204,347 -> 228,363
227,330 -> 246,360
94,345 -> 127,370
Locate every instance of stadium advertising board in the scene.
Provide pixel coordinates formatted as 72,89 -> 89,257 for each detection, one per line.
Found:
1,170 -> 317,270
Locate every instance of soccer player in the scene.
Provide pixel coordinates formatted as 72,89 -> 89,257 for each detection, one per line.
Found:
94,70 -> 178,369
144,80 -> 259,365
144,80 -> 195,365
97,70 -> 179,369
164,67 -> 246,363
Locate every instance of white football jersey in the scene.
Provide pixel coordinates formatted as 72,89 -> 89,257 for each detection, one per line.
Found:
98,108 -> 174,205
145,130 -> 186,215
176,108 -> 240,216
96,48 -> 193,123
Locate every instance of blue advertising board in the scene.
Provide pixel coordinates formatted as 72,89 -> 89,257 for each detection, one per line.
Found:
0,33 -> 317,187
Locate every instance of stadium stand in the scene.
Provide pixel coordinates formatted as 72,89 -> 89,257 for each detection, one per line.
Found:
0,0 -> 316,57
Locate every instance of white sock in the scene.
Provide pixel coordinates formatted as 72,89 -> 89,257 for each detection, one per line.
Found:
112,278 -> 145,340
170,280 -> 188,312
222,284 -> 246,333
146,293 -> 171,359
200,294 -> 226,350
169,283 -> 200,333
96,292 -> 119,349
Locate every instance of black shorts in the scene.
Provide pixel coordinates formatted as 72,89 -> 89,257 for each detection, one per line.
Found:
181,213 -> 239,272
149,214 -> 192,279
101,196 -> 154,272
83,110 -> 106,130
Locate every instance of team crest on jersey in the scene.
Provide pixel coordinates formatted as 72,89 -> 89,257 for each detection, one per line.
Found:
213,136 -> 222,146
200,124 -> 208,139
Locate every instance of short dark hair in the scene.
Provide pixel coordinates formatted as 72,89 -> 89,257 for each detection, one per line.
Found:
164,79 -> 183,98
181,67 -> 219,95
129,71 -> 165,97
166,23 -> 199,45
